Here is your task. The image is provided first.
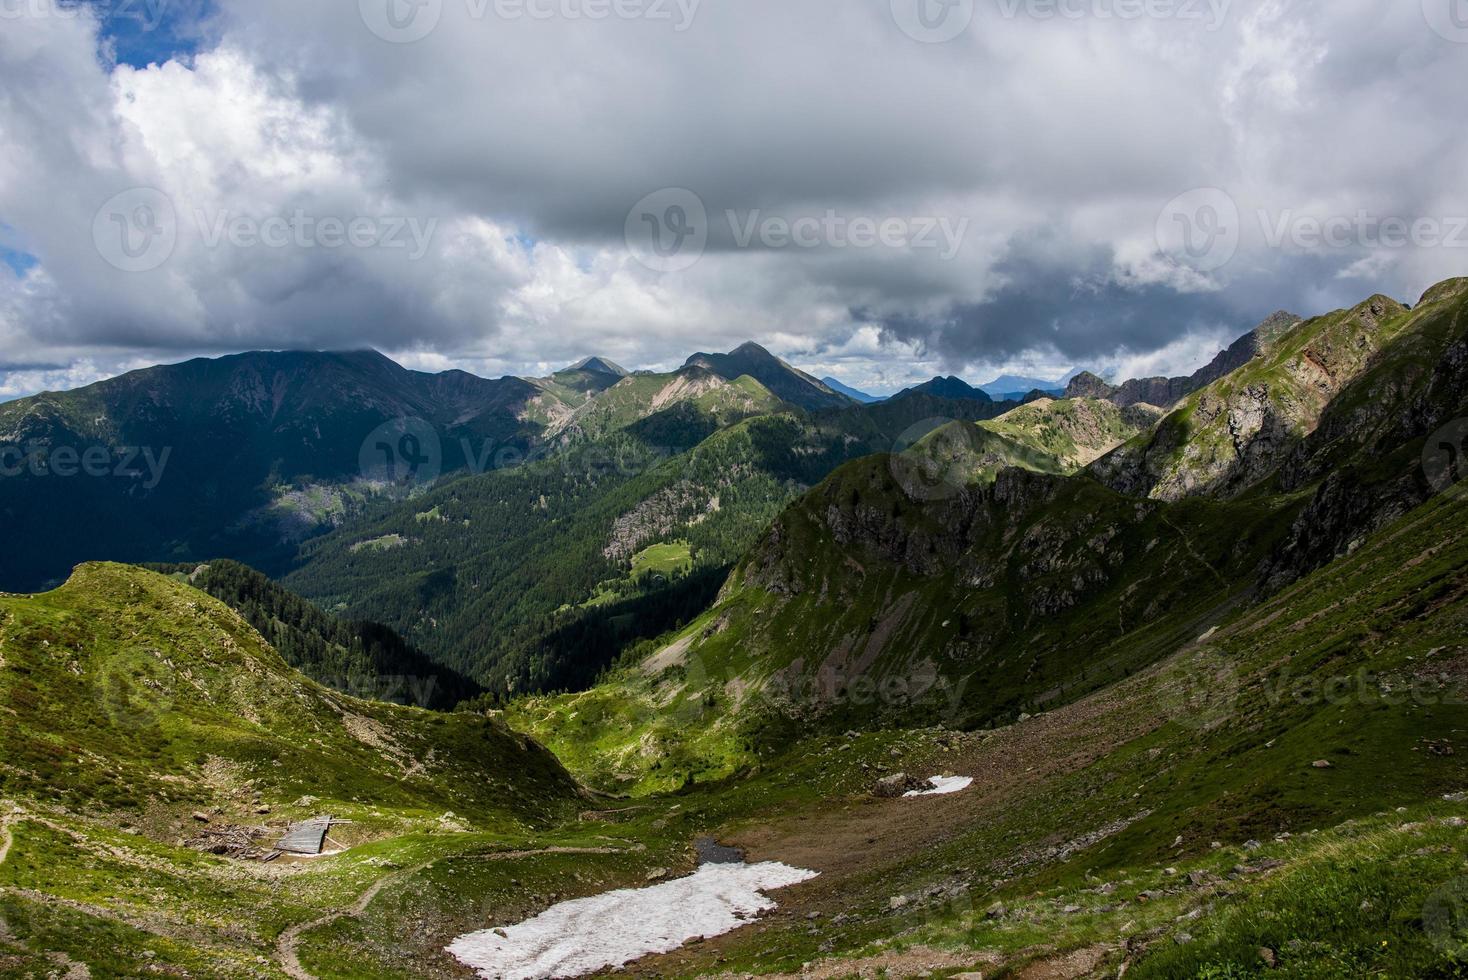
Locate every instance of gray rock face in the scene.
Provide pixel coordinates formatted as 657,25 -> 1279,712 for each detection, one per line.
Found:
1090,296 -> 1410,502
873,773 -> 924,797
1064,311 -> 1302,410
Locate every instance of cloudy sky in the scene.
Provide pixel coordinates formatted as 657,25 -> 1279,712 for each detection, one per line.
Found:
1,0 -> 1465,398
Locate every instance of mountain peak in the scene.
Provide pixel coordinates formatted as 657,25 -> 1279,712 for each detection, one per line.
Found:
565,356 -> 629,377
1064,371 -> 1116,400
895,376 -> 993,403
681,343 -> 850,410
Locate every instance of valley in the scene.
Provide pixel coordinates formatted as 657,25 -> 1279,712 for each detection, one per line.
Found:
2,280 -> 1468,978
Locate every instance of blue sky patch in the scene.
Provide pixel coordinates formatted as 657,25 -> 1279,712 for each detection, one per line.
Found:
88,0 -> 213,68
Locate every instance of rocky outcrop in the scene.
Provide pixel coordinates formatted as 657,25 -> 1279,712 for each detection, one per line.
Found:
1090,296 -> 1411,502
1065,311 -> 1302,410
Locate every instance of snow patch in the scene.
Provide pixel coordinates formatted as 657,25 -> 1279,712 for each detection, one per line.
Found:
447,861 -> 818,979
903,776 -> 973,797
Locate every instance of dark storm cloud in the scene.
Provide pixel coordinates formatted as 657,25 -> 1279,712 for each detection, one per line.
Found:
0,0 -> 1465,387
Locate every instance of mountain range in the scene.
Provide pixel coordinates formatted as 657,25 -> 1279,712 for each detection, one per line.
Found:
4,279 -> 1468,977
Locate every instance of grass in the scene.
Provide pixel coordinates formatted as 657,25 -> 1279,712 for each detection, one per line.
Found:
580,541 -> 697,608
5,486 -> 1468,976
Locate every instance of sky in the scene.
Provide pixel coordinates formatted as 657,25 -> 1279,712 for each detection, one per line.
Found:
1,0 -> 1466,399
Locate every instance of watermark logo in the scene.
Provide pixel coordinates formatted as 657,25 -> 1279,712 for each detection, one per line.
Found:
360,0 -> 444,42
996,0 -> 1230,28
626,189 -> 970,272
1158,190 -> 1468,274
1426,877 -> 1468,957
728,209 -> 968,260
0,0 -> 170,31
1424,419 -> 1468,493
194,210 -> 439,260
1258,210 -> 1468,252
1156,187 -> 1240,273
0,443 -> 171,489
891,0 -> 975,43
97,657 -> 173,730
1423,0 -> 1468,43
93,187 -> 177,273
1158,645 -> 1239,731
888,417 -> 979,502
360,0 -> 700,42
892,0 -> 1231,42
673,646 -> 727,725
626,187 -> 708,273
359,418 -> 444,486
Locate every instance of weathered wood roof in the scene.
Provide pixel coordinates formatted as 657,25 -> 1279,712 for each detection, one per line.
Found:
275,817 -> 332,855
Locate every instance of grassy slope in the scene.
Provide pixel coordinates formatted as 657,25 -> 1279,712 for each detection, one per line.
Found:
980,396 -> 1161,471
4,488 -> 1468,978
0,564 -> 578,825
145,559 -> 485,709
285,396 -> 1012,694
0,564 -> 615,978
508,280 -> 1468,796
1091,283 -> 1468,502
602,481 -> 1468,980
509,462 -> 1300,794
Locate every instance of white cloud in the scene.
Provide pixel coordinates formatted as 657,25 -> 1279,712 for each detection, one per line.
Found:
0,0 -> 1464,392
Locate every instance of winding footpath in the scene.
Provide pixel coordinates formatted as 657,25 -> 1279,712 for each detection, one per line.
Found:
276,845 -> 634,980
0,807 -> 15,868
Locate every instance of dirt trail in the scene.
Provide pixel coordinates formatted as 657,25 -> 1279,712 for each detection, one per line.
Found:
276,845 -> 633,980
626,685 -> 1164,978
737,685 -> 1155,880
0,807 -> 15,868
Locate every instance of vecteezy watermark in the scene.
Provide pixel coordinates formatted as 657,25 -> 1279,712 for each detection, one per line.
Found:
0,0 -> 170,31
195,210 -> 438,260
888,417 -> 984,502
625,188 -> 709,274
93,187 -> 178,274
1423,0 -> 1468,43
0,443 -> 171,489
727,210 -> 969,260
625,188 -> 969,273
891,0 -> 1230,43
97,655 -> 175,730
765,660 -> 973,721
1260,666 -> 1468,710
319,674 -> 443,706
1423,419 -> 1468,493
1155,187 -> 1241,273
356,417 -> 598,489
359,418 -> 445,487
1157,188 -> 1468,273
890,0 -> 975,43
93,189 -> 439,273
359,0 -> 700,43
1426,877 -> 1468,957
1158,645 -> 1239,731
1258,211 -> 1468,252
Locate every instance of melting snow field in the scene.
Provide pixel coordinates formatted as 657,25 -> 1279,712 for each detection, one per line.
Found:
447,861 -> 818,979
904,775 -> 974,797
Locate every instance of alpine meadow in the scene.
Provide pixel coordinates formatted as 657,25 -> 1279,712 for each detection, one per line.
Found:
3,2 -> 1468,979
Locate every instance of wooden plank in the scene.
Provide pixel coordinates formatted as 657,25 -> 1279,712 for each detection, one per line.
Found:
276,817 -> 332,855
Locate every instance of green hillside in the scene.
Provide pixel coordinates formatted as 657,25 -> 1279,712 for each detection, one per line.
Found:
285,395 -> 1013,695
145,560 -> 484,709
0,351 -> 548,593
508,279 -> 1468,795
601,476 -> 1468,980
1091,283 -> 1468,501
0,563 -> 579,823
979,396 -> 1163,471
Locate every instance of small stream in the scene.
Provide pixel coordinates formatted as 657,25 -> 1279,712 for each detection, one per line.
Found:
447,838 -> 816,980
